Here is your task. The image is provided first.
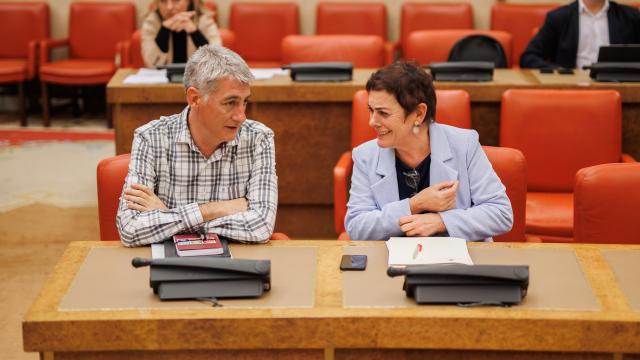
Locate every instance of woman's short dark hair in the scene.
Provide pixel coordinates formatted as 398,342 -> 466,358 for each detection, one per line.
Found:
365,61 -> 436,122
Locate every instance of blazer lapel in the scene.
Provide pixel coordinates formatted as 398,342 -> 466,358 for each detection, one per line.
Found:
429,123 -> 459,185
371,147 -> 399,207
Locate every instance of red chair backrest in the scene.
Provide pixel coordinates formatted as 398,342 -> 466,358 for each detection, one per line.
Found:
401,3 -> 473,47
500,90 -> 622,192
405,29 -> 513,66
482,146 -> 527,242
97,153 -> 130,241
69,2 -> 136,60
316,2 -> 387,39
229,2 -> 299,62
282,35 -> 385,68
490,3 -> 558,67
574,163 -> 640,244
128,30 -> 144,68
350,89 -> 471,148
0,2 -> 49,58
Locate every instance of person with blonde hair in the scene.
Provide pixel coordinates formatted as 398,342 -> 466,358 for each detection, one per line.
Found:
141,0 -> 221,68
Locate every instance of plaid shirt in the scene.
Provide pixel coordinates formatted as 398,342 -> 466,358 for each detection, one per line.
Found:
116,106 -> 278,247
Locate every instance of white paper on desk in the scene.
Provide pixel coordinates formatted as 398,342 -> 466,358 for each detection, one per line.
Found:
251,68 -> 289,80
386,237 -> 474,266
151,243 -> 165,259
123,68 -> 168,84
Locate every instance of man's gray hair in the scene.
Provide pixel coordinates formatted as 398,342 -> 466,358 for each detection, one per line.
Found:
183,45 -> 254,96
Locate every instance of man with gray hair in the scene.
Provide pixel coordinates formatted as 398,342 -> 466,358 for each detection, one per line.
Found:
117,45 -> 277,247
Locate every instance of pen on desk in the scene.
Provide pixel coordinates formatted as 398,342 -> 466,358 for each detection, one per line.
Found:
412,243 -> 423,260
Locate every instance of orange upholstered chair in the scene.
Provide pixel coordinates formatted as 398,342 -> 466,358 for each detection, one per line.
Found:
399,3 -> 473,54
0,2 -> 49,126
282,35 -> 385,68
119,28 -> 236,69
500,90 -> 636,243
229,2 -> 299,68
97,154 -> 289,241
490,3 -> 558,68
334,89 -> 471,237
482,146 -> 528,242
573,163 -> 640,244
39,2 -> 135,127
97,153 -> 131,240
315,2 -> 395,64
404,30 -> 513,67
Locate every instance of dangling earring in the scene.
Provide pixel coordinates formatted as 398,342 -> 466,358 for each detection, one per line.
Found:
412,120 -> 420,135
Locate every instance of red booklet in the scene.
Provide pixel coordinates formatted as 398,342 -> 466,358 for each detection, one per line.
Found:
173,233 -> 223,257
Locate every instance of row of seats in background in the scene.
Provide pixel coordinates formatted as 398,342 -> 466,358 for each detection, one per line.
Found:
120,1 -> 565,69
0,0 -> 607,127
95,88 -> 639,244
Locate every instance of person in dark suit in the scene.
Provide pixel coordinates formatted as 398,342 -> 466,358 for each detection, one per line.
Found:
520,0 -> 640,69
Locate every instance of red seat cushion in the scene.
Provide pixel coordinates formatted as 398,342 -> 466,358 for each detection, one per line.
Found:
0,59 -> 27,82
40,60 -> 116,84
526,192 -> 574,237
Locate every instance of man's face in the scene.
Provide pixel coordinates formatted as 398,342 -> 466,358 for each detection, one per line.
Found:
195,78 -> 250,143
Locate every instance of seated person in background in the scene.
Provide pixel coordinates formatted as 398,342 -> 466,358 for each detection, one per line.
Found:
520,0 -> 640,69
345,61 -> 513,241
117,45 -> 277,247
141,0 -> 222,68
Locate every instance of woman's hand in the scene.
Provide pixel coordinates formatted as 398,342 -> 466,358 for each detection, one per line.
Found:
399,213 -> 446,237
124,183 -> 167,212
162,11 -> 195,32
409,180 -> 458,214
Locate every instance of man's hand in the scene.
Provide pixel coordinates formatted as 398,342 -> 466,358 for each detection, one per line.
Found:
399,213 -> 446,237
409,180 -> 458,214
124,183 -> 167,212
199,198 -> 248,222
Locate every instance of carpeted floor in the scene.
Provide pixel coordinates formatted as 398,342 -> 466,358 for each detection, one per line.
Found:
0,112 -> 114,359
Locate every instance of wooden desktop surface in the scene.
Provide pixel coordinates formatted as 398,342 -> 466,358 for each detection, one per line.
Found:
23,240 -> 640,360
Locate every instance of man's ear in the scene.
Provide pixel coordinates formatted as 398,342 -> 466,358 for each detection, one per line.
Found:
186,87 -> 201,108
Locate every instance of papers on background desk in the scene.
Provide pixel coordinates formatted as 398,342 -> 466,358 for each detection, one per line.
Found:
123,68 -> 169,84
386,237 -> 474,266
251,68 -> 289,80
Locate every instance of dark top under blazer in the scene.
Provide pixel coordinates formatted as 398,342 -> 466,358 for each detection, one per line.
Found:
520,0 -> 640,69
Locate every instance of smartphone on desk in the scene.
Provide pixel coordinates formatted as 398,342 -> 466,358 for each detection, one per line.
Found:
340,255 -> 367,271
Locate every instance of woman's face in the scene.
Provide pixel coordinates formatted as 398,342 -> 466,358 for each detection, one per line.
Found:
158,0 -> 190,19
368,90 -> 421,149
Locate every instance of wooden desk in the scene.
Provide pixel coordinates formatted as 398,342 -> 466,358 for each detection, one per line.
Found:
107,70 -> 640,238
23,241 -> 640,360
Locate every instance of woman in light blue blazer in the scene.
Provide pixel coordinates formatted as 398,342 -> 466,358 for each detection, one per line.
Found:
345,62 -> 513,241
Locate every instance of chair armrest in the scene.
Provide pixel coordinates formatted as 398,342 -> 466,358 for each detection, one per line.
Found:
384,41 -> 400,65
334,151 -> 353,235
270,232 -> 291,240
384,41 -> 399,65
116,40 -> 132,68
621,153 -> 637,163
220,28 -> 236,50
40,38 -> 69,66
338,232 -> 350,241
27,40 -> 39,80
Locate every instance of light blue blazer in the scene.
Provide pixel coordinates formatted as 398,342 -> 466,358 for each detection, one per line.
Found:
345,122 -> 513,241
